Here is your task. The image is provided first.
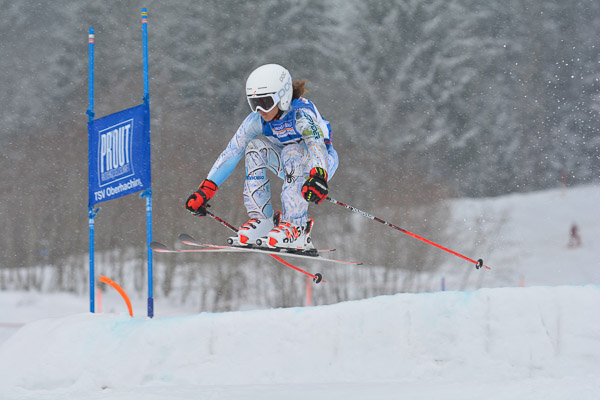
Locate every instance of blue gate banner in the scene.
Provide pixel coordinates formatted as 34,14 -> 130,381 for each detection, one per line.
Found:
88,103 -> 151,206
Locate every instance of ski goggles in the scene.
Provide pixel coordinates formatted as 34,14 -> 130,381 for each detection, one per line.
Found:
247,92 -> 280,113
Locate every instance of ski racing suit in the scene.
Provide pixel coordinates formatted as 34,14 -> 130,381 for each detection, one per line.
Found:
206,97 -> 339,227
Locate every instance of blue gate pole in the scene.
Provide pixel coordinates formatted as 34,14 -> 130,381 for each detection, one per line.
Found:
87,27 -> 97,313
141,189 -> 153,318
141,8 -> 154,318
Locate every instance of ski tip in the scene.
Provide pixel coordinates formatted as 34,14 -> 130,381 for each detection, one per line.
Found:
149,242 -> 172,252
178,233 -> 197,243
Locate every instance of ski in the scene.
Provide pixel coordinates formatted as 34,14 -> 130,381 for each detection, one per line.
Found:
149,240 -> 326,283
181,233 -> 335,255
178,233 -> 363,265
154,210 -> 361,283
150,241 -> 233,254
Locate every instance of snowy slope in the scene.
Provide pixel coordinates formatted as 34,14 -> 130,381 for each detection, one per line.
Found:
1,286 -> 599,399
436,184 -> 600,291
1,185 -> 599,399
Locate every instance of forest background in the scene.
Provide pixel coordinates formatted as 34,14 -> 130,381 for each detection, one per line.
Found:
1,0 -> 598,309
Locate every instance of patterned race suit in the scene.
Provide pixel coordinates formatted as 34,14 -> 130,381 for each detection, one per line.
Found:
206,97 -> 338,226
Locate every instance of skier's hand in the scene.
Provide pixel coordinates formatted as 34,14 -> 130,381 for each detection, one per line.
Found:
185,179 -> 218,216
302,167 -> 328,204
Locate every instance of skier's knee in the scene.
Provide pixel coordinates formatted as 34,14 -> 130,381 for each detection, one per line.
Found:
245,138 -> 268,155
245,139 -> 268,168
281,144 -> 306,175
281,143 -> 303,159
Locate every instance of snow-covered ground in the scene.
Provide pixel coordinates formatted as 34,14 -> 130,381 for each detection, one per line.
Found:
1,286 -> 599,399
1,185 -> 599,399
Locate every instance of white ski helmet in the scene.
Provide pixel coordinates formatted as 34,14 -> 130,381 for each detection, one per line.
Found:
246,64 -> 293,112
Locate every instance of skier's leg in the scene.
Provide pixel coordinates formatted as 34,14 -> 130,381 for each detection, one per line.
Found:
236,138 -> 284,245
266,143 -> 315,249
243,138 -> 284,219
280,142 -> 310,226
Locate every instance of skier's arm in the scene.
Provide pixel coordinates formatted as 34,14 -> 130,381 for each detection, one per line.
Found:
206,113 -> 262,187
185,113 -> 261,215
296,109 -> 331,204
295,109 -> 329,175
325,145 -> 339,179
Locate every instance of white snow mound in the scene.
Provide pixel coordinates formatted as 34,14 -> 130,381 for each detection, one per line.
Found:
0,285 -> 598,394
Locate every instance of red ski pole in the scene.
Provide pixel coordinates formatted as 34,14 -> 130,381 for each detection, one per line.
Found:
326,197 -> 490,270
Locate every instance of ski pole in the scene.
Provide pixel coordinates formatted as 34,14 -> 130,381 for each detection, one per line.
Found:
325,196 -> 490,270
200,210 -> 325,282
205,210 -> 239,234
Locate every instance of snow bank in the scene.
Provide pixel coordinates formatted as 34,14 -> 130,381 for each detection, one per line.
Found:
1,286 -> 599,398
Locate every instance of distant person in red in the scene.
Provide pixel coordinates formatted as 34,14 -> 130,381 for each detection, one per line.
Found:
568,223 -> 582,248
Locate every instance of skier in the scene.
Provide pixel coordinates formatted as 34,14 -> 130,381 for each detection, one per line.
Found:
568,223 -> 582,248
185,64 -> 338,250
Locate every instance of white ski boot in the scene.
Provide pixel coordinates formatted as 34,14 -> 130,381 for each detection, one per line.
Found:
254,211 -> 281,247
266,217 -> 314,250
228,216 -> 274,246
